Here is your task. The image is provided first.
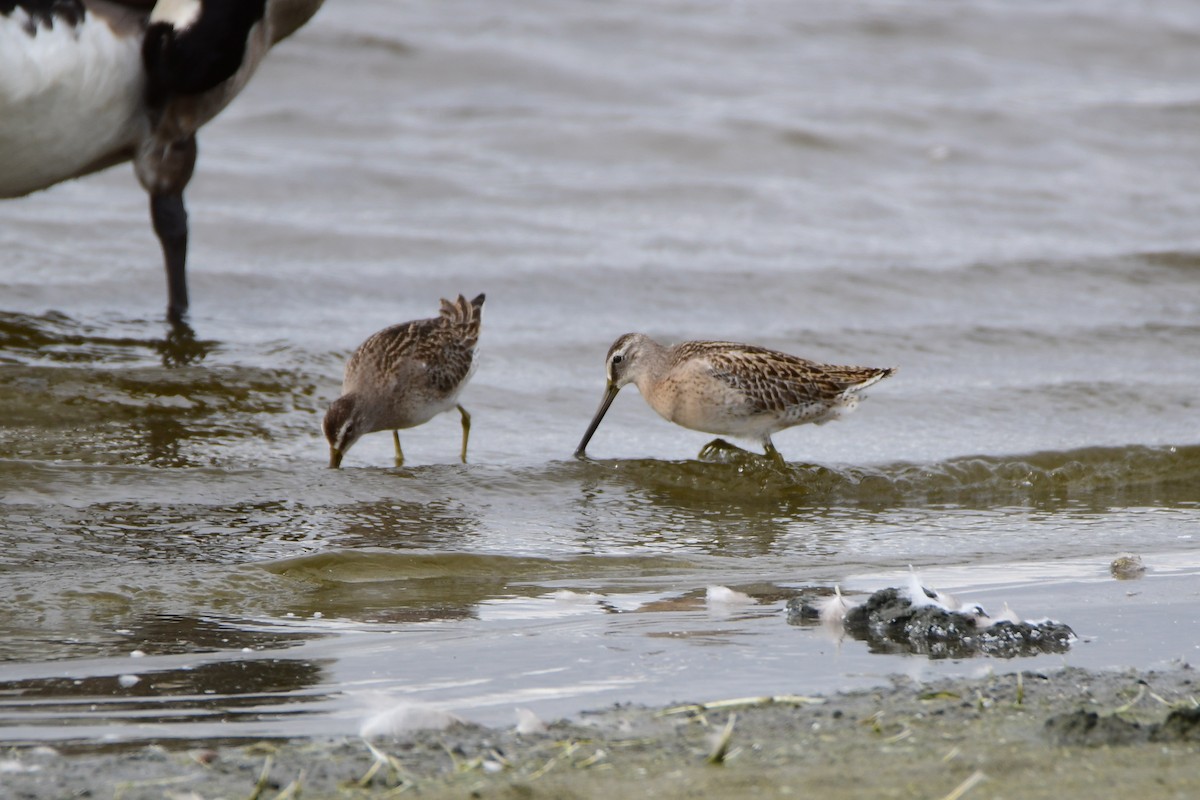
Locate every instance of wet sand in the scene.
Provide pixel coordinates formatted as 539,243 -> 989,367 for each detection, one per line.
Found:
6,665 -> 1199,799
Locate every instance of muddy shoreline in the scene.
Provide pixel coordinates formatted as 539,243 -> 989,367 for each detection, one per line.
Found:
6,665 -> 1199,799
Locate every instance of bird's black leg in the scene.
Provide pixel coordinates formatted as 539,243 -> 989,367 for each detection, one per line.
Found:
151,190 -> 189,323
141,134 -> 197,324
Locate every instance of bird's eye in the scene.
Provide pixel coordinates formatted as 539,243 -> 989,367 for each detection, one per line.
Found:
612,354 -> 624,365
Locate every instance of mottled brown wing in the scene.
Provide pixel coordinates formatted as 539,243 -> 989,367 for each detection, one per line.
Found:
346,316 -> 437,384
411,295 -> 483,393
344,295 -> 483,394
435,294 -> 484,351
687,342 -> 891,415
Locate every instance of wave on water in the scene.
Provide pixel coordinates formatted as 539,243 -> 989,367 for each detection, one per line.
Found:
578,443 -> 1200,510
0,312 -> 328,467
0,362 -> 325,468
0,311 -> 218,368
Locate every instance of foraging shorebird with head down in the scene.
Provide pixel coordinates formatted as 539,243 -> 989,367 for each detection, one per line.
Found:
0,0 -> 326,322
324,294 -> 486,469
575,333 -> 895,466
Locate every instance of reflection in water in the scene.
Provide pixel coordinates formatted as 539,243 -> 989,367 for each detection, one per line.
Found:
567,445 -> 1200,559
0,608 -> 318,665
0,310 -> 323,466
154,318 -> 216,368
263,550 -> 536,623
0,311 -> 215,367
121,613 -> 315,657
572,444 -> 1200,514
0,658 -> 329,748
327,495 -> 482,551
0,613 -> 329,746
570,458 -> 795,556
0,311 -> 97,364
0,658 -> 325,704
134,411 -> 192,468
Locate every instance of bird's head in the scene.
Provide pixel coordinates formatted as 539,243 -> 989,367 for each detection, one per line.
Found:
323,395 -> 365,468
604,332 -> 653,389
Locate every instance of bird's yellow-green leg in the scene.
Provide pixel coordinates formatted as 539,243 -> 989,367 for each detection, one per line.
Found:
457,404 -> 471,463
762,439 -> 787,469
392,430 -> 404,467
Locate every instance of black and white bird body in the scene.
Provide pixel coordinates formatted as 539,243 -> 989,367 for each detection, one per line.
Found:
0,0 -> 325,321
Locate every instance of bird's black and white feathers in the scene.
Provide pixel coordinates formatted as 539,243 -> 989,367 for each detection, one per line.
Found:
1,0 -> 326,321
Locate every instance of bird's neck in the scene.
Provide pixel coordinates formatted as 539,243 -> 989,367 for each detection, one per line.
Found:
267,0 -> 325,45
630,338 -> 672,395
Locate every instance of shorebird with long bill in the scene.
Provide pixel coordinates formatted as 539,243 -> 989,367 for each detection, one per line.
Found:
575,333 -> 895,466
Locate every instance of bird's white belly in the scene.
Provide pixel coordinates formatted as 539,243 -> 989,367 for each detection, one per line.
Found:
398,392 -> 461,429
670,402 -> 777,439
0,10 -> 143,197
647,375 -> 842,441
647,378 -> 760,437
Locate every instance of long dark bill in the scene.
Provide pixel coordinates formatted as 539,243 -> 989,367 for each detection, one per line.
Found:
329,447 -> 344,469
574,382 -> 620,458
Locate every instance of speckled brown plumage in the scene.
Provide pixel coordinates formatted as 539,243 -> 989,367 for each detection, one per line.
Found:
324,294 -> 484,468
576,333 -> 894,464
671,341 -> 891,421
344,295 -> 482,398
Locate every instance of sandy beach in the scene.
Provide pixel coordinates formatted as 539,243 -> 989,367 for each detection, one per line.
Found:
5,665 -> 1199,799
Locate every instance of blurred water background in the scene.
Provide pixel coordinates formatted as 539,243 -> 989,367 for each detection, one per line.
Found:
0,0 -> 1198,746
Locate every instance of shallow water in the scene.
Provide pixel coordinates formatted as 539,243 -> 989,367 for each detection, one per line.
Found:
1,0 -> 1199,746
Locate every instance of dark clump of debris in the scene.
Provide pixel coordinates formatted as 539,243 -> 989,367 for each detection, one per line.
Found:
848,587 -> 1075,659
1153,706 -> 1200,742
1046,706 -> 1200,747
788,586 -> 1075,659
1044,709 -> 1146,746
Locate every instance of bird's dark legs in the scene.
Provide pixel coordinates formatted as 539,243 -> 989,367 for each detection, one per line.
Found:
698,438 -> 755,461
151,191 -> 189,323
699,438 -> 732,460
762,438 -> 787,468
457,404 -> 471,463
392,430 -> 404,467
698,437 -> 788,468
139,134 -> 196,323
